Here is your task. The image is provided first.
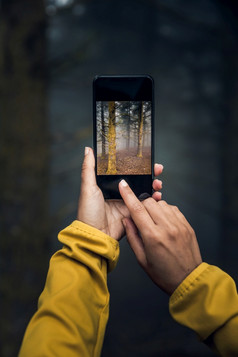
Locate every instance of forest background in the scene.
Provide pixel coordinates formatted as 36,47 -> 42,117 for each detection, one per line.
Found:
1,0 -> 238,356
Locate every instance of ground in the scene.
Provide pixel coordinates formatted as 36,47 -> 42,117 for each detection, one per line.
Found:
97,147 -> 151,175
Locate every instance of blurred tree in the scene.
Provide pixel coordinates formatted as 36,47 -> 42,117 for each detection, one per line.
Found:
142,101 -> 151,148
96,101 -> 108,157
101,102 -> 106,159
137,101 -> 144,157
219,2 -> 238,277
106,101 -> 117,174
0,1 -> 50,356
114,101 -> 130,150
126,101 -> 131,150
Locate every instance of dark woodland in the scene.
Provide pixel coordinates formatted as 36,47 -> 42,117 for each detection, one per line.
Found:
97,101 -> 151,175
1,1 -> 238,356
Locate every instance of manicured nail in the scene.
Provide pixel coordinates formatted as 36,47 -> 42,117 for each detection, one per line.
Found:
120,179 -> 128,187
85,147 -> 90,155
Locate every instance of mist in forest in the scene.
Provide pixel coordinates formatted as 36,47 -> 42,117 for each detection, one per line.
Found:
97,101 -> 151,175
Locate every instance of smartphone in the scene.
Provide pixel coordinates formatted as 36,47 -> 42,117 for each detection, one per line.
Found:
93,75 -> 154,199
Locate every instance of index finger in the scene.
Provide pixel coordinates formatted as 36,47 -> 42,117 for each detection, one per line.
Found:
119,179 -> 155,235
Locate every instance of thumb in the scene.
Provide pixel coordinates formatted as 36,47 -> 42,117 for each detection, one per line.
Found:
123,218 -> 147,268
81,147 -> 97,189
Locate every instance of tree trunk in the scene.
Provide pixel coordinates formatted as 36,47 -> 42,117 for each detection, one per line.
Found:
126,101 -> 131,150
137,101 -> 144,157
101,102 -> 106,158
143,121 -> 147,147
0,1 -> 49,355
106,101 -> 117,174
221,50 -> 238,277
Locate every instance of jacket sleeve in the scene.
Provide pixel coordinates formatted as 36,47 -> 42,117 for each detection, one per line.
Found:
19,220 -> 120,357
169,262 -> 238,356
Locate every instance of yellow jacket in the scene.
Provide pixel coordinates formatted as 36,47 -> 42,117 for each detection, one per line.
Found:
19,221 -> 238,356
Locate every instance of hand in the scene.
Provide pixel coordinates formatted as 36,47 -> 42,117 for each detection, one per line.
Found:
119,180 -> 202,294
77,147 -> 163,241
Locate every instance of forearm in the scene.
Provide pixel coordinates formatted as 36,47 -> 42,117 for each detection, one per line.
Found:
169,263 -> 238,356
19,221 -> 119,357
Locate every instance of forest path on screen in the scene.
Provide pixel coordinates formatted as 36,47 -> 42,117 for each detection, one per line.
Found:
97,147 -> 151,175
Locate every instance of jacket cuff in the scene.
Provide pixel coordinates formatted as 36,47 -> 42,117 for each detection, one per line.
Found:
170,263 -> 209,305
169,262 -> 238,340
58,220 -> 120,272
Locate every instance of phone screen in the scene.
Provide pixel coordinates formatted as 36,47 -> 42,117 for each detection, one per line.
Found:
93,75 -> 154,199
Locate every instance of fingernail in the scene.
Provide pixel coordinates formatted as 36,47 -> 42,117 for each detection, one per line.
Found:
120,179 -> 128,187
85,147 -> 90,155
155,163 -> 164,170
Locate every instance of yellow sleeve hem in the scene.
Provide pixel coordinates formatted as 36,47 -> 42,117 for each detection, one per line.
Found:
169,262 -> 238,342
59,220 -> 120,272
170,262 -> 209,305
71,220 -> 118,247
